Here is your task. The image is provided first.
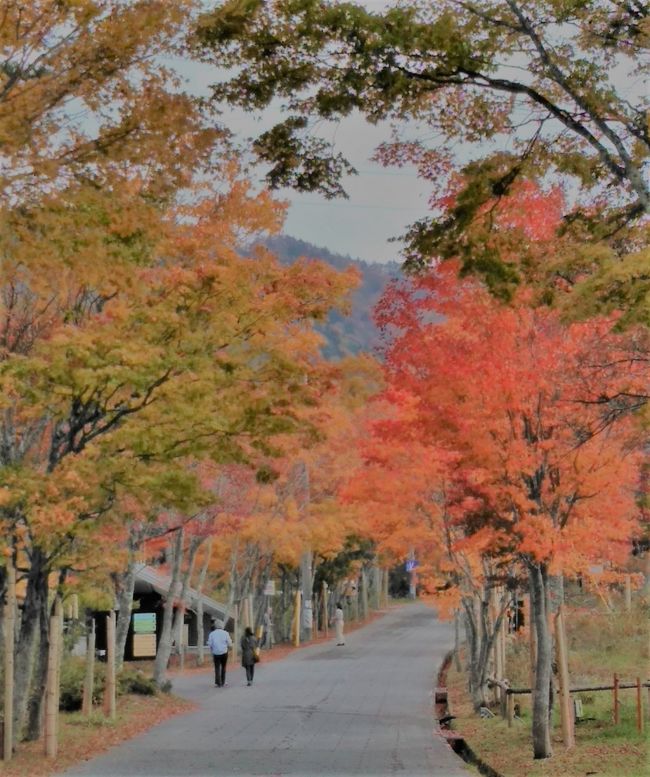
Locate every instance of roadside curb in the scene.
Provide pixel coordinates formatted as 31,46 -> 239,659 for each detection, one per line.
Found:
435,650 -> 506,777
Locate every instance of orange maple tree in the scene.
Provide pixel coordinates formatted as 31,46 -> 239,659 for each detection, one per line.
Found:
361,260 -> 645,756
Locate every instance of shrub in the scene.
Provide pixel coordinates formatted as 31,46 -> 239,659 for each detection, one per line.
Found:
59,657 -> 105,712
59,658 -> 158,711
117,668 -> 157,696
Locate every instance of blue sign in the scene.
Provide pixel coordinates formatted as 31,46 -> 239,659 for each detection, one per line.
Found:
405,559 -> 418,572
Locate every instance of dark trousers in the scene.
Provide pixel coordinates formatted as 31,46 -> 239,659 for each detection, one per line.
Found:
213,653 -> 228,686
244,663 -> 255,683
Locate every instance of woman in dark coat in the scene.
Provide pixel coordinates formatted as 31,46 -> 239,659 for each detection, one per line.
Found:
240,626 -> 258,686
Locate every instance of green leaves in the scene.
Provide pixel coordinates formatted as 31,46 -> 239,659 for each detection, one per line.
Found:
197,0 -> 649,321
253,118 -> 356,197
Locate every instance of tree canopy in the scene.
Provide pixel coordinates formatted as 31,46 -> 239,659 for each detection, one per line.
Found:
196,0 -> 649,311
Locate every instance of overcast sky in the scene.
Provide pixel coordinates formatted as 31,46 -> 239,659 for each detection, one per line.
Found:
237,111 -> 433,265
178,2 -> 432,265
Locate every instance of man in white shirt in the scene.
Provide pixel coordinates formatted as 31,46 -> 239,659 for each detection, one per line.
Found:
208,619 -> 233,687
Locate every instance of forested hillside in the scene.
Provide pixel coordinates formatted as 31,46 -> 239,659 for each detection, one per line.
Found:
264,235 -> 399,358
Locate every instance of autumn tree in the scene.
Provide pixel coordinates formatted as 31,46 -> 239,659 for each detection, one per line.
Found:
0,0 -> 219,203
196,1 -> 648,302
0,172 -> 358,737
371,263 -> 645,758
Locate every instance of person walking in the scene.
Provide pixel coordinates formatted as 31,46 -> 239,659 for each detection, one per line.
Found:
240,626 -> 258,686
334,601 -> 345,646
208,619 -> 232,687
262,606 -> 273,649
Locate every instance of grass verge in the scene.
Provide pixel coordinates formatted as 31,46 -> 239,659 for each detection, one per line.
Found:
445,606 -> 649,777
1,693 -> 195,777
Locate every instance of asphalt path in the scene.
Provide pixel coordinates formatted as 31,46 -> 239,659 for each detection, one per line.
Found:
60,603 -> 471,777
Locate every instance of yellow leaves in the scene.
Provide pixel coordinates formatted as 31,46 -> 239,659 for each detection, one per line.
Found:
0,0 -> 210,204
284,497 -> 299,522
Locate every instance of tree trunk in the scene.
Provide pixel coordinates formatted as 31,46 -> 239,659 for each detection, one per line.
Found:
300,549 -> 313,642
361,567 -> 369,620
462,596 -> 485,710
195,538 -> 212,666
454,609 -> 462,672
13,548 -> 48,742
25,600 -> 50,741
463,586 -> 508,712
153,529 -> 184,687
529,562 -> 553,759
171,536 -> 202,666
114,538 -> 139,671
113,556 -> 138,672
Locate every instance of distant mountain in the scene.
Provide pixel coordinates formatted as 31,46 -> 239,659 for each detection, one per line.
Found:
263,235 -> 399,359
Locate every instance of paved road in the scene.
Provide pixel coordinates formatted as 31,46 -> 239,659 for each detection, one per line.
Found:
61,604 -> 471,776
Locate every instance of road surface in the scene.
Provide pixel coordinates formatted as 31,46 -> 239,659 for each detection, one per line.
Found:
61,604 -> 471,776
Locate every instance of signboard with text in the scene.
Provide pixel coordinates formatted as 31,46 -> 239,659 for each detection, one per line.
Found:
132,612 -> 157,658
132,633 -> 157,658
133,612 -> 156,634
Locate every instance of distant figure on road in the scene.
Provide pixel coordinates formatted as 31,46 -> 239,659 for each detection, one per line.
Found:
208,619 -> 232,687
240,626 -> 258,686
334,602 -> 345,646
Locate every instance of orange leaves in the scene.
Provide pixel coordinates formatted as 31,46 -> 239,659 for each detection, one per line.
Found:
362,263 -> 646,593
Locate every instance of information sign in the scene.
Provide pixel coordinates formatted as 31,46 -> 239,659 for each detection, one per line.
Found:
132,633 -> 157,658
133,612 -> 156,634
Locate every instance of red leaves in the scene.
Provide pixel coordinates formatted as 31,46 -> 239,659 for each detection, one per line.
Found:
358,262 -> 645,584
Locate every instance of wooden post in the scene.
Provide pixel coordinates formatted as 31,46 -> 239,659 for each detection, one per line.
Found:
44,609 -> 60,757
636,677 -> 644,733
82,620 -> 96,717
507,691 -> 515,728
322,582 -> 328,638
500,604 -> 507,680
104,612 -> 116,720
71,593 -> 79,620
613,673 -> 620,725
383,567 -> 389,607
624,575 -> 632,612
529,603 -> 537,713
555,605 -> 575,748
492,588 -> 503,703
54,599 -> 63,742
293,590 -> 301,647
3,558 -> 15,761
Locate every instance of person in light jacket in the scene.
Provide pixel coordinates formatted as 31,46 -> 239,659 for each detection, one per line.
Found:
240,626 -> 258,686
334,602 -> 345,646
208,619 -> 232,687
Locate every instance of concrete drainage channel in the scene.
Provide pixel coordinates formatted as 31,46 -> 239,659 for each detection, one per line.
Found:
435,651 -> 506,777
